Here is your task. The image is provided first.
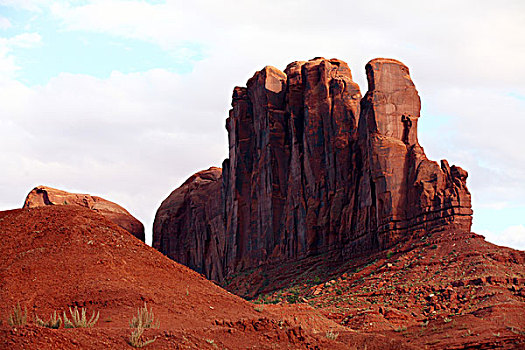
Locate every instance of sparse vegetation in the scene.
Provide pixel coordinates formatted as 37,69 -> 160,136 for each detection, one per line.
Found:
325,330 -> 339,340
128,303 -> 159,348
205,338 -> 219,348
286,293 -> 300,304
35,311 -> 62,329
129,325 -> 157,348
254,305 -> 264,312
395,326 -> 407,332
8,302 -> 27,326
130,302 -> 159,329
63,306 -> 99,328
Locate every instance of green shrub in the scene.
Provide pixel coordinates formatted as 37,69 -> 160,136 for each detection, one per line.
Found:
254,305 -> 264,312
286,294 -> 299,304
394,326 -> 407,332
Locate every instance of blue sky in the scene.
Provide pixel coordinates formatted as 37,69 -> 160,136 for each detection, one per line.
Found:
1,2 -> 203,84
0,0 -> 524,249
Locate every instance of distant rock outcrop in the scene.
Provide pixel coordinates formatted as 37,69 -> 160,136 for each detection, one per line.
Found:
24,185 -> 145,241
153,57 -> 472,281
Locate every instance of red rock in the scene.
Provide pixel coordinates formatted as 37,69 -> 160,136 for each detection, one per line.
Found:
23,185 -> 144,241
153,57 -> 473,283
358,58 -> 472,248
152,167 -> 224,281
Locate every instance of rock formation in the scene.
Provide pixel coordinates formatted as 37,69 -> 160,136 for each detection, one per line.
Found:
153,57 -> 472,281
24,185 -> 145,241
153,167 -> 225,280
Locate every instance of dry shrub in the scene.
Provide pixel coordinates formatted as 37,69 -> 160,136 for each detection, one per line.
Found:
63,306 -> 99,328
8,302 -> 27,326
128,302 -> 158,348
35,311 -> 62,329
130,302 -> 159,329
129,325 -> 157,348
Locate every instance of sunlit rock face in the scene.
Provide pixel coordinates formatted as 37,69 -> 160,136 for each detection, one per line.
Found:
24,185 -> 145,241
153,57 -> 472,281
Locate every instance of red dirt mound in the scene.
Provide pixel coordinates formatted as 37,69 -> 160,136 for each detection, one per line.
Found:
0,206 -> 409,349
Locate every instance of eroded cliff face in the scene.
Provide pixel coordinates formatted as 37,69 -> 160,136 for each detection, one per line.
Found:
153,57 -> 472,281
153,167 -> 225,281
357,59 -> 472,249
24,185 -> 145,241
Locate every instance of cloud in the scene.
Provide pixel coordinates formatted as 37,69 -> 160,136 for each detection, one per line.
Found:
0,67 -> 230,244
0,32 -> 42,79
0,0 -> 46,12
0,16 -> 11,30
481,225 -> 525,251
0,0 -> 524,248
48,1 -> 196,53
419,86 -> 525,211
7,32 -> 42,48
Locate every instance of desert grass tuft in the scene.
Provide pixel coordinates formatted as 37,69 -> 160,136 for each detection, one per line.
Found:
130,302 -> 159,329
63,306 -> 99,328
128,303 -> 158,347
35,311 -> 62,329
8,302 -> 27,326
128,325 -> 157,348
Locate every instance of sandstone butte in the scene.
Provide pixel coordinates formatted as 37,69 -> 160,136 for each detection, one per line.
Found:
23,185 -> 145,241
153,57 -> 472,282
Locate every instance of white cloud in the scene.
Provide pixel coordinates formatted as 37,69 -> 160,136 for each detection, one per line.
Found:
419,86 -> 525,212
35,1 -> 524,87
0,32 -> 41,79
0,46 -> 18,79
7,32 -> 42,48
481,225 -> 525,251
0,67 -> 230,244
0,0 -> 524,248
0,16 -> 12,29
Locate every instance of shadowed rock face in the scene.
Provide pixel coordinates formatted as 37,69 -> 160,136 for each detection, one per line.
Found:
153,167 -> 225,281
24,185 -> 145,241
153,57 -> 472,281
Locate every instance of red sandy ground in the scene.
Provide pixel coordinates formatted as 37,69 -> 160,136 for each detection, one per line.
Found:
0,206 -> 410,349
225,225 -> 525,349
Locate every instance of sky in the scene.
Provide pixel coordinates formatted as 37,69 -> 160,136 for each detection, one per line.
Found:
0,0 -> 524,249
